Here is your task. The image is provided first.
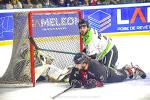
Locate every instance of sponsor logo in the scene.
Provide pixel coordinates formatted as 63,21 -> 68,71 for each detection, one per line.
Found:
117,7 -> 150,31
88,10 -> 111,32
0,16 -> 13,38
117,7 -> 150,25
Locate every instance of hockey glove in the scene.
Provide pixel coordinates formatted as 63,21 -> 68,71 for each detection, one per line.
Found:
71,80 -> 82,88
84,79 -> 97,89
89,54 -> 97,59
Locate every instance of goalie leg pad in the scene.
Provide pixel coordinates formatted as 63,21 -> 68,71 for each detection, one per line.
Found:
46,65 -> 72,82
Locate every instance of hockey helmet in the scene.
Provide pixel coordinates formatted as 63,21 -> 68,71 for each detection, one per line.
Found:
73,53 -> 88,64
78,19 -> 89,28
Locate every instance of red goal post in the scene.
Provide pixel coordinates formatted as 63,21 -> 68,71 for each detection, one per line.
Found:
28,9 -> 83,86
0,9 -> 82,87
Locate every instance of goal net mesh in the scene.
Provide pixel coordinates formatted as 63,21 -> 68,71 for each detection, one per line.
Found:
0,10 -> 81,87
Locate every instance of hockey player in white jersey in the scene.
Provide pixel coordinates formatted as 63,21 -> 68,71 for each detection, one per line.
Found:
78,19 -> 118,68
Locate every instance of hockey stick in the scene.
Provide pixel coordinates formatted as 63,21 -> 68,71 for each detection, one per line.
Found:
52,85 -> 73,99
28,36 -> 76,55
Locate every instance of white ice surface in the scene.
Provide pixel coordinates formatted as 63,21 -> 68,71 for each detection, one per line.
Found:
0,35 -> 150,100
0,77 -> 150,100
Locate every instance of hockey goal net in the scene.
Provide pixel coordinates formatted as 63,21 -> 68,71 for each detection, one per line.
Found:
0,9 -> 82,87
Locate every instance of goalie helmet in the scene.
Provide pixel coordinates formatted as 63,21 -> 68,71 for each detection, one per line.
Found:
73,53 -> 89,64
78,19 -> 89,28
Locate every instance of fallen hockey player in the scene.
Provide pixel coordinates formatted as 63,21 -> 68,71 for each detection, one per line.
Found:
19,47 -> 72,83
34,50 -> 72,82
69,53 -> 146,89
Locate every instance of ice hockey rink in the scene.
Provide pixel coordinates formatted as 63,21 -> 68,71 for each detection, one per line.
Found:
0,35 -> 150,100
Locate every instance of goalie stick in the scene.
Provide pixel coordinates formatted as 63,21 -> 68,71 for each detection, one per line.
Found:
28,36 -> 77,55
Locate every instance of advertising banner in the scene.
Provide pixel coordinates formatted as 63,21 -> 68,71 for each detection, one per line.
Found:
0,13 -> 13,41
32,13 -> 79,38
0,4 -> 150,42
83,6 -> 150,33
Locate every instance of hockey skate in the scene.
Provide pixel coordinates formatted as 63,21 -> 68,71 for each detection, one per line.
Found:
122,63 -> 146,79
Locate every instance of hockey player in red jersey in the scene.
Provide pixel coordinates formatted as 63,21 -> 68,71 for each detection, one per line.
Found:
69,53 -> 146,89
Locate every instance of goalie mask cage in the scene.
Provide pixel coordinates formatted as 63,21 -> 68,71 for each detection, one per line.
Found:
0,9 -> 82,87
